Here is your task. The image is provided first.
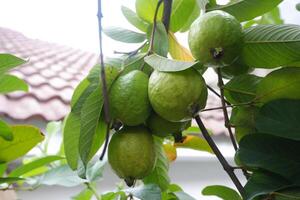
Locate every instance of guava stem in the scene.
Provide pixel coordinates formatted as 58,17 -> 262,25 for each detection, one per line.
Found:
194,115 -> 245,196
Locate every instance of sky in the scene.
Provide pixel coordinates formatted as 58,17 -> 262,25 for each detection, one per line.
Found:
0,0 -> 300,57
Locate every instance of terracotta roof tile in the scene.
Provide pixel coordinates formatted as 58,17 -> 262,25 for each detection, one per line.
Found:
0,27 -> 228,135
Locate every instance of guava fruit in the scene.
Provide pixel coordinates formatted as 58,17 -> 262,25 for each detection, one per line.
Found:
108,126 -> 156,186
147,113 -> 191,137
109,70 -> 151,126
188,10 -> 243,67
148,68 -> 207,122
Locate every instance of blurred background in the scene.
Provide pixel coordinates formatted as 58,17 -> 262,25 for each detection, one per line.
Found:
0,0 -> 300,199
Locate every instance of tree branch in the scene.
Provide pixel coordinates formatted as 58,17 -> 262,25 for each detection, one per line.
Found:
194,115 -> 245,195
162,0 -> 173,32
148,0 -> 163,53
216,68 -> 238,151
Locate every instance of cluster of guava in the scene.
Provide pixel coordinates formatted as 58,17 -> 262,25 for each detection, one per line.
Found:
107,10 -> 243,186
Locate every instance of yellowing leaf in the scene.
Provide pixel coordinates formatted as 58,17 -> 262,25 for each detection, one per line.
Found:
175,135 -> 213,154
163,143 -> 177,162
168,32 -> 194,61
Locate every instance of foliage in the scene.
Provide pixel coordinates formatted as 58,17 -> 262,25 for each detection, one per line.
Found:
61,0 -> 300,199
2,0 -> 300,200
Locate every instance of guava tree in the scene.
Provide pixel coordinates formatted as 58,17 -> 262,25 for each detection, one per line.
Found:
63,0 -> 300,200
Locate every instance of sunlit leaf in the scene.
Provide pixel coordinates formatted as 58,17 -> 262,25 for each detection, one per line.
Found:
0,125 -> 44,163
208,0 -> 283,22
0,74 -> 28,93
121,6 -> 149,32
168,32 -> 194,61
202,185 -> 242,200
0,120 -> 13,141
9,156 -> 63,177
0,54 -> 26,74
174,135 -> 213,154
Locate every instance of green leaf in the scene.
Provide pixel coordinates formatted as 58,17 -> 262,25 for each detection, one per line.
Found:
0,54 -> 26,73
71,78 -> 90,108
0,74 -> 28,93
259,7 -> 283,25
238,134 -> 300,184
8,156 -> 63,177
72,188 -> 93,200
174,135 -> 213,154
242,25 -> 300,68
179,4 -> 200,32
170,0 -> 198,32
147,22 -> 169,57
202,185 -> 242,200
144,54 -> 197,72
0,120 -> 13,141
207,0 -> 283,22
0,125 -> 44,163
121,53 -> 153,76
244,171 -> 293,200
224,74 -> 262,104
144,137 -> 170,191
256,67 -> 300,103
230,106 -> 259,142
173,191 -> 197,200
125,184 -> 162,200
136,0 -> 164,23
0,177 -> 24,184
39,165 -> 85,187
0,164 -> 7,176
79,86 -> 104,166
103,27 -> 146,43
63,113 -> 81,170
255,99 -> 300,141
121,6 -> 149,32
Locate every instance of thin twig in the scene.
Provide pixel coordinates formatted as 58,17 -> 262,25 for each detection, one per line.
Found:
85,182 -> 101,200
201,101 -> 254,112
114,42 -> 147,56
194,115 -> 245,195
216,68 -> 238,151
207,85 -> 231,105
97,0 -> 110,124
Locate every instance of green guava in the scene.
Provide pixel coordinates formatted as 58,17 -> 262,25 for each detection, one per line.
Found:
108,126 -> 156,186
109,70 -> 151,126
147,113 -> 191,137
148,68 -> 207,122
188,10 -> 243,67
